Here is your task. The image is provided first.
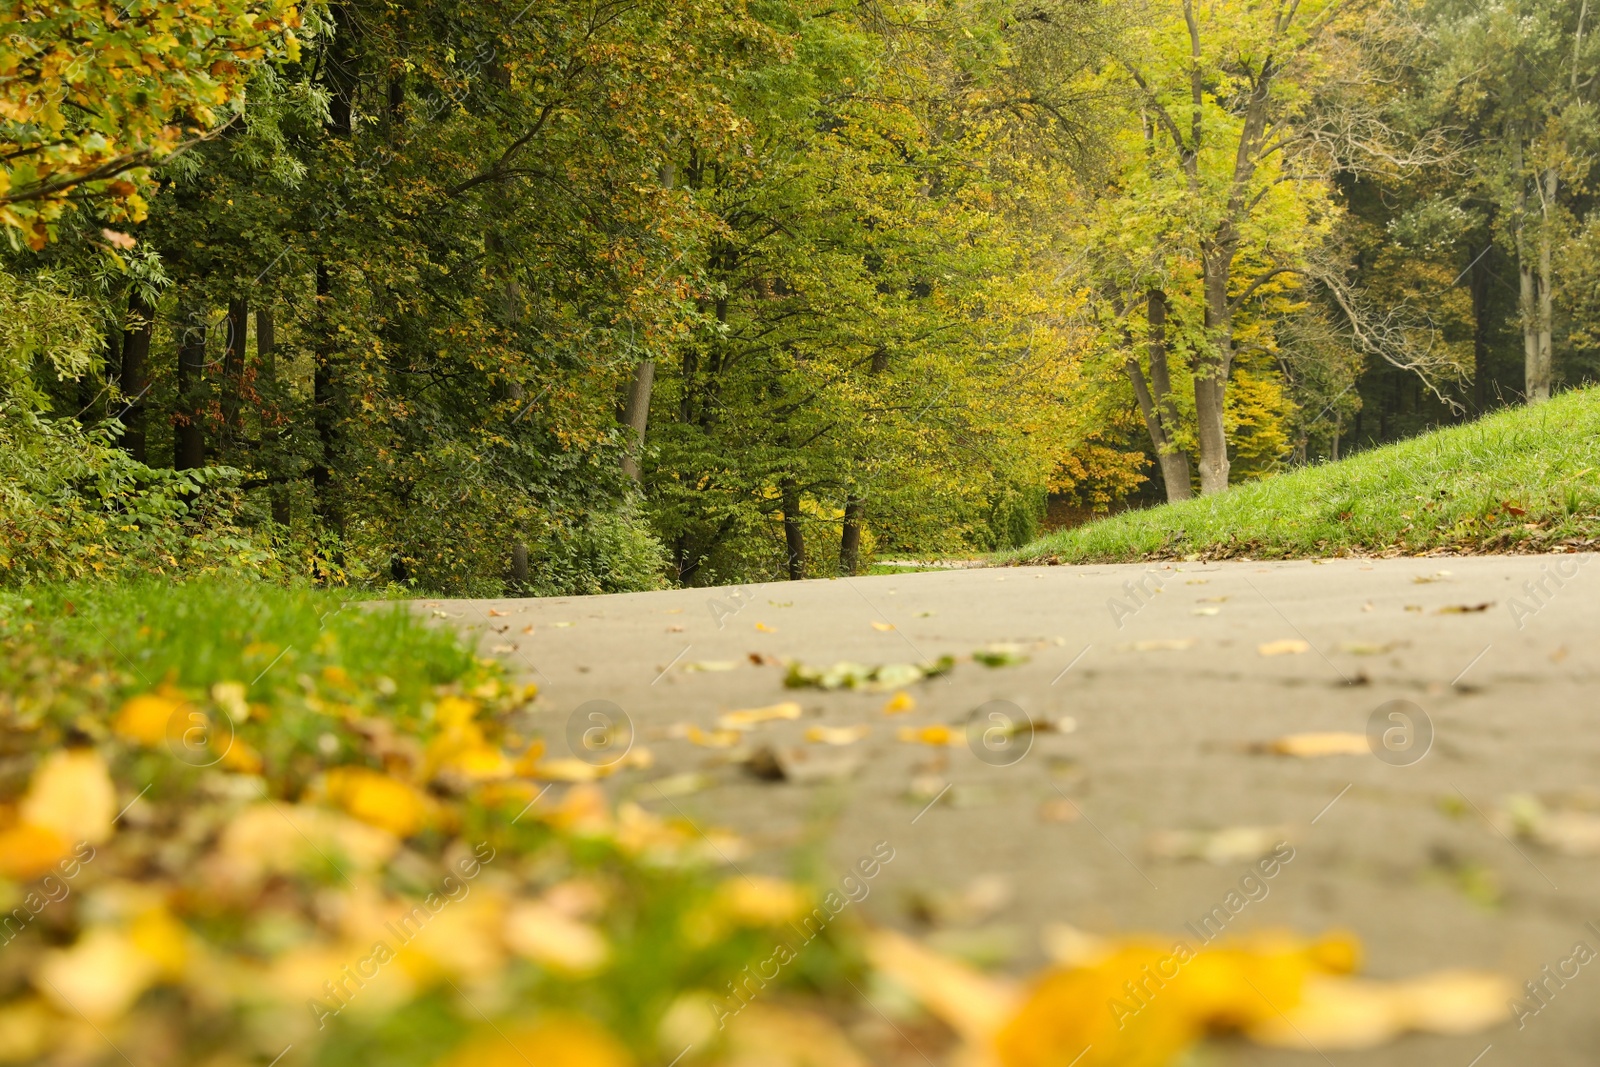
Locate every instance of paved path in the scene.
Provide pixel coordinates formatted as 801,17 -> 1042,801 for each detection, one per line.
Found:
424,556 -> 1600,1065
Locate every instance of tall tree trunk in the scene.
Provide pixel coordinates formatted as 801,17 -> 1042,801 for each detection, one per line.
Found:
119,292 -> 153,463
619,359 -> 655,481
1530,166 -> 1557,402
839,496 -> 864,575
781,478 -> 805,581
257,306 -> 291,527
312,265 -> 341,533
1511,134 -> 1547,404
1195,253 -> 1233,494
222,297 -> 248,438
174,298 -> 207,470
1469,242 -> 1491,414
1126,290 -> 1193,502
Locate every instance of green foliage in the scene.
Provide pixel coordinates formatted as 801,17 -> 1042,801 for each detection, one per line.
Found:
1009,384 -> 1600,563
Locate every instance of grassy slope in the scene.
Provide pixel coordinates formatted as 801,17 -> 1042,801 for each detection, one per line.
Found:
1009,386 -> 1600,564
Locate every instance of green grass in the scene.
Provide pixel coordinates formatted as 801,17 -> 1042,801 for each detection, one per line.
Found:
1007,386 -> 1600,565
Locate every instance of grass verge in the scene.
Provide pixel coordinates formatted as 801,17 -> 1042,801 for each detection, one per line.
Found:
1007,386 -> 1600,565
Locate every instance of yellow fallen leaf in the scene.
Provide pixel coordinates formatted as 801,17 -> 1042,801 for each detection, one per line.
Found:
870,621 -> 895,631
715,875 -> 810,925
897,724 -> 955,746
671,725 -> 744,748
322,767 -> 433,837
805,724 -> 870,745
755,622 -> 776,632
35,927 -> 159,1022
434,1017 -> 631,1067
530,758 -> 610,782
113,687 -> 187,747
0,824 -> 70,880
718,702 -> 803,729
1248,970 -> 1513,1049
1192,606 -> 1221,616
504,902 -> 611,975
682,660 -> 738,673
20,749 -> 115,845
882,691 -> 916,715
1258,639 -> 1310,656
219,738 -> 264,775
865,928 -> 1020,1044
717,1003 -> 872,1067
1262,733 -> 1369,757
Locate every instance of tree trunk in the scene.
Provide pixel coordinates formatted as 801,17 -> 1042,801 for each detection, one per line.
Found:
781,478 -> 805,581
1126,290 -> 1192,502
257,305 -> 291,527
619,359 -> 655,481
312,265 -> 341,533
119,292 -> 153,463
1530,166 -> 1557,402
174,298 -> 207,470
1195,253 -> 1233,494
1469,242 -> 1491,414
840,496 -> 864,575
223,297 -> 248,437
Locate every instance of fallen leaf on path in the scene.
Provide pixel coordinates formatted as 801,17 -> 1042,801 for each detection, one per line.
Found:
1437,603 -> 1493,614
1339,641 -> 1400,654
551,621 -> 574,628
755,622 -> 776,632
1146,826 -> 1289,864
670,724 -> 744,748
1257,639 -> 1310,656
1128,639 -> 1195,652
490,644 -> 515,654
805,724 -> 870,745
487,608 -> 509,617
898,725 -> 956,746
1192,607 -> 1221,616
1038,798 -> 1079,823
882,691 -> 916,715
785,656 -> 953,691
667,624 -> 685,632
521,624 -> 534,634
1412,571 -> 1453,584
1256,732 -> 1369,757
870,621 -> 895,632
718,702 -> 803,729
1503,794 -> 1600,855
1249,970 -> 1512,1050
647,772 -> 711,798
974,643 -> 1029,667
683,660 -> 738,673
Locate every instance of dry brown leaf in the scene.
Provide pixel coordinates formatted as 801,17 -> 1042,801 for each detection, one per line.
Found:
1437,603 -> 1493,614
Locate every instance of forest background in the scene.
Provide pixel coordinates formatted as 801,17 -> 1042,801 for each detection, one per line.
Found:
4,0 -> 1597,596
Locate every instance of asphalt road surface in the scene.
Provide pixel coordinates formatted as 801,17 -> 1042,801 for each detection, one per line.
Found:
421,556 -> 1600,1065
